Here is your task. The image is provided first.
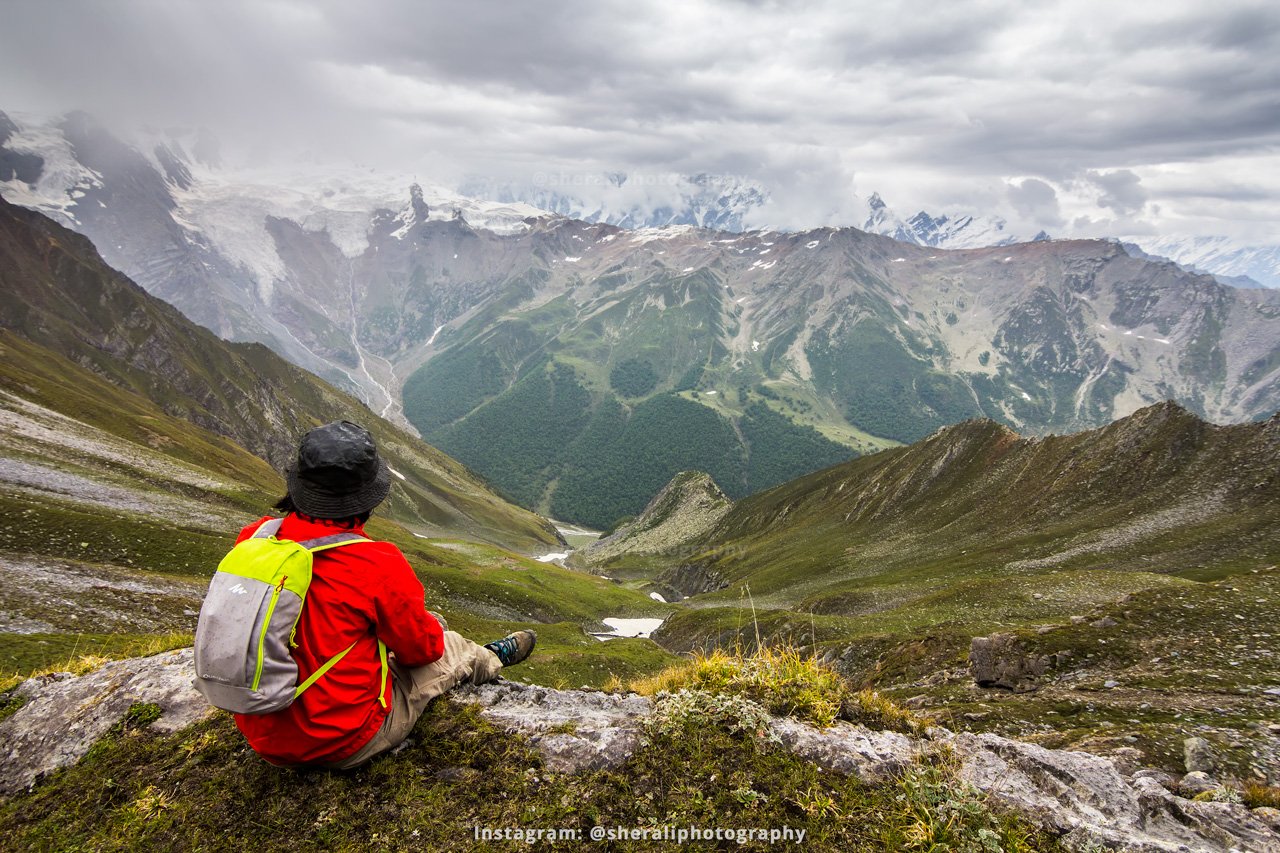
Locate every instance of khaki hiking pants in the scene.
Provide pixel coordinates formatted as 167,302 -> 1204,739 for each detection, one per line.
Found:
326,630 -> 503,770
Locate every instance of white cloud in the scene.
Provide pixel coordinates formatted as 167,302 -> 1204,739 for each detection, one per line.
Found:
0,0 -> 1277,241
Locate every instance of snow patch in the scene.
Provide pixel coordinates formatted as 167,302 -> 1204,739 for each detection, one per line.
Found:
629,226 -> 693,245
535,552 -> 571,563
596,618 -> 665,639
649,592 -> 668,603
386,466 -> 407,481
751,340 -> 760,352
426,324 -> 445,346
806,240 -> 820,249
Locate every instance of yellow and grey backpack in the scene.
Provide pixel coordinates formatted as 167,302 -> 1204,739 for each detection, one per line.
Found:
193,518 -> 378,715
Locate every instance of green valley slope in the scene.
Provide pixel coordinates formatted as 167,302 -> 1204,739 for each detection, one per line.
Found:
399,226 -> 1280,529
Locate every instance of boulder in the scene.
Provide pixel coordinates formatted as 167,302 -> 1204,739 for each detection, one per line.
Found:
1179,770 -> 1219,795
451,681 -> 652,773
1183,735 -> 1218,774
969,633 -> 1049,692
1131,768 -> 1178,791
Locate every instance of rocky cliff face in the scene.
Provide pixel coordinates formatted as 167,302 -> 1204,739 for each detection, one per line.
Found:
2,650 -> 1277,851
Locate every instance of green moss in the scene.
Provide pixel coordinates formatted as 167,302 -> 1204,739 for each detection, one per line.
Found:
0,690 -> 26,723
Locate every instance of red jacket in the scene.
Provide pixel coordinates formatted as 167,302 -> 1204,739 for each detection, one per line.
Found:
232,514 -> 444,765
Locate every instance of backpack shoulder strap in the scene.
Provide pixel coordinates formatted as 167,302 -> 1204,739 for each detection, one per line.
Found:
248,518 -> 366,552
250,518 -> 285,539
296,532 -> 372,553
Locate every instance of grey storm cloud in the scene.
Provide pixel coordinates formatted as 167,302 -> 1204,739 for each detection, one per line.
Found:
1088,170 -> 1149,216
1007,179 -> 1065,229
1,0 -> 1279,239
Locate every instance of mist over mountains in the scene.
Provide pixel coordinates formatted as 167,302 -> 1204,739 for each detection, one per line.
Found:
3,110 -> 1279,527
462,172 -> 1279,289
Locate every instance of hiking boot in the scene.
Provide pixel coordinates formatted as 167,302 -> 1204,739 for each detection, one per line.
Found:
484,630 -> 536,667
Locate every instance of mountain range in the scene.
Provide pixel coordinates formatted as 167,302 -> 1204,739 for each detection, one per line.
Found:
463,174 -> 1280,289
3,111 -> 1279,529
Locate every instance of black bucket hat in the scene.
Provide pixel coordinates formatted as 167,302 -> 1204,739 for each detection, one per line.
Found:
286,420 -> 391,518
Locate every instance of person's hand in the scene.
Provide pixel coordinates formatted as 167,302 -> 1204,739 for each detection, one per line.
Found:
428,610 -> 448,632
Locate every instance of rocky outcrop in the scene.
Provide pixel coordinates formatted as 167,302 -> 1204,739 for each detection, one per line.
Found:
652,562 -> 728,601
451,681 -> 652,773
969,633 -> 1053,692
2,650 -> 1278,851
0,648 -> 213,795
578,471 -> 732,568
951,732 -> 1278,853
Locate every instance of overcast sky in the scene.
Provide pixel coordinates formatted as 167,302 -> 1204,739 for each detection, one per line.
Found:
2,0 -> 1279,241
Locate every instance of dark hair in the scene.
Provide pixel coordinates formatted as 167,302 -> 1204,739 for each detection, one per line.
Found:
274,494 -> 372,529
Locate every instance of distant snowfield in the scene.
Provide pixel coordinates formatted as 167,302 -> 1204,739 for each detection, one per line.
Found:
169,164 -> 548,296
1123,234 -> 1280,289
